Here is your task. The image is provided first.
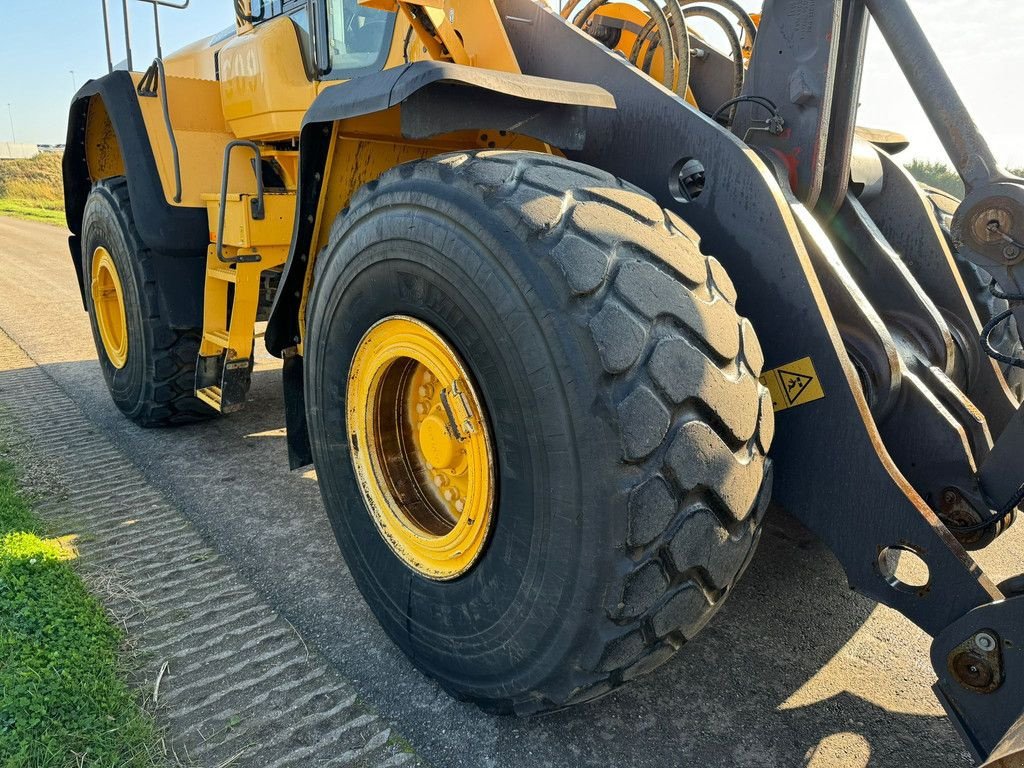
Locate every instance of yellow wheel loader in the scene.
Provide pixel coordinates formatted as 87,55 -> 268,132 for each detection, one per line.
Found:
63,1 -> 1024,762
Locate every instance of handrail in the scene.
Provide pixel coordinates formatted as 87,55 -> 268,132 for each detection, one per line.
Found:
137,59 -> 182,204
100,0 -> 191,73
216,141 -> 266,265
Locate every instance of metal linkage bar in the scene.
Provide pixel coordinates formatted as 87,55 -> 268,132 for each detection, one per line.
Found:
862,0 -> 999,191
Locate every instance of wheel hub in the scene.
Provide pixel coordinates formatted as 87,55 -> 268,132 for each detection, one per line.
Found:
346,316 -> 495,580
90,246 -> 128,369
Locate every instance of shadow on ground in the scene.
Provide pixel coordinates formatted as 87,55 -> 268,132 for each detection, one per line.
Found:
0,361 -> 976,768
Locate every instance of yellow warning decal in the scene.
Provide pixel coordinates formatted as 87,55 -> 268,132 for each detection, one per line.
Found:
760,357 -> 825,412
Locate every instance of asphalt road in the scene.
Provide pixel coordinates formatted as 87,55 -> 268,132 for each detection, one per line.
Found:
2,214 -> 1021,767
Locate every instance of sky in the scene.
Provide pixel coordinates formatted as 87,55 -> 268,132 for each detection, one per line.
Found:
0,0 -> 1021,167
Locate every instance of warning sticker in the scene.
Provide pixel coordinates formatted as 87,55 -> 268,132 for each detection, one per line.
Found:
760,357 -> 825,412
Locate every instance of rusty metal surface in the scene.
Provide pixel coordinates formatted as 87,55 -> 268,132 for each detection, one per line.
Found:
932,596 -> 1024,761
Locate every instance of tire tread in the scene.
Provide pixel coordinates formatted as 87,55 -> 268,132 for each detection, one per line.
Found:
329,151 -> 774,713
85,178 -> 214,427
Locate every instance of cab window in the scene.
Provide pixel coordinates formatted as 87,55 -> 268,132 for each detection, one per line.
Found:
324,0 -> 394,77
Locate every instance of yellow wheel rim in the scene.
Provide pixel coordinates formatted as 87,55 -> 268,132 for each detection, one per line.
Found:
90,246 -> 129,369
347,316 -> 496,581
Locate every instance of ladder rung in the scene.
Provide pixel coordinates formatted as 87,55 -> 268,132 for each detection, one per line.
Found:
204,330 -> 230,348
196,386 -> 223,411
208,266 -> 238,283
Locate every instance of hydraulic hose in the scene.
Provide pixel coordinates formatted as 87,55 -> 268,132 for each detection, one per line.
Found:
632,0 -> 755,110
563,0 -> 688,97
639,5 -> 744,111
633,0 -> 757,54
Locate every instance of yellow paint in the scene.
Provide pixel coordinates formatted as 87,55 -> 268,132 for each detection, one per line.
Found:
84,97 -> 125,181
760,357 -> 826,412
361,0 -> 520,73
198,191 -> 293,365
203,191 -> 296,252
218,16 -> 318,140
84,0 -> 559,385
132,71 -> 244,209
744,13 -> 761,60
347,316 -> 496,580
90,247 -> 129,370
162,30 -> 230,81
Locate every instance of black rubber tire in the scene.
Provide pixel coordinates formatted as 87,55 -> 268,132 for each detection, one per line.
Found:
925,186 -> 1024,402
305,151 -> 774,713
81,178 -> 216,427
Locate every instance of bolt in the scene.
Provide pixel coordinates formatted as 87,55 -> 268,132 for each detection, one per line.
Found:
943,490 -> 957,505
952,650 -> 994,689
975,632 -> 997,653
1004,245 -> 1021,261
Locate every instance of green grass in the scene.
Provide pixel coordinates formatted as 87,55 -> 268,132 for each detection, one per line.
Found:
0,448 -> 162,767
0,198 -> 66,226
0,153 -> 65,226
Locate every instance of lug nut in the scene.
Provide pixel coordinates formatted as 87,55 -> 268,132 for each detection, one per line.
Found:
455,499 -> 465,513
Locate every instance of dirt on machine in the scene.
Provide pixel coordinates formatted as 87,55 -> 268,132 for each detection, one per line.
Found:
63,0 -> 1024,764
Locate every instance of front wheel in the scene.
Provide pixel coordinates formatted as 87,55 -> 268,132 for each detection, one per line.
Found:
305,151 -> 774,713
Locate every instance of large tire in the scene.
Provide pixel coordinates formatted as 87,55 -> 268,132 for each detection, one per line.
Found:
81,178 -> 215,426
305,151 -> 774,713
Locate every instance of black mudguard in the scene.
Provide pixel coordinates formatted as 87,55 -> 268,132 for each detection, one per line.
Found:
64,71 -> 206,327
264,60 -> 615,358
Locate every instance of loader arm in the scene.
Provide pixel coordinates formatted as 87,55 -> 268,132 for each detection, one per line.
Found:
487,0 -> 1024,763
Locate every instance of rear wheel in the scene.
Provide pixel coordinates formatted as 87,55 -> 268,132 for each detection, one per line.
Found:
305,151 -> 774,712
81,178 -> 215,426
